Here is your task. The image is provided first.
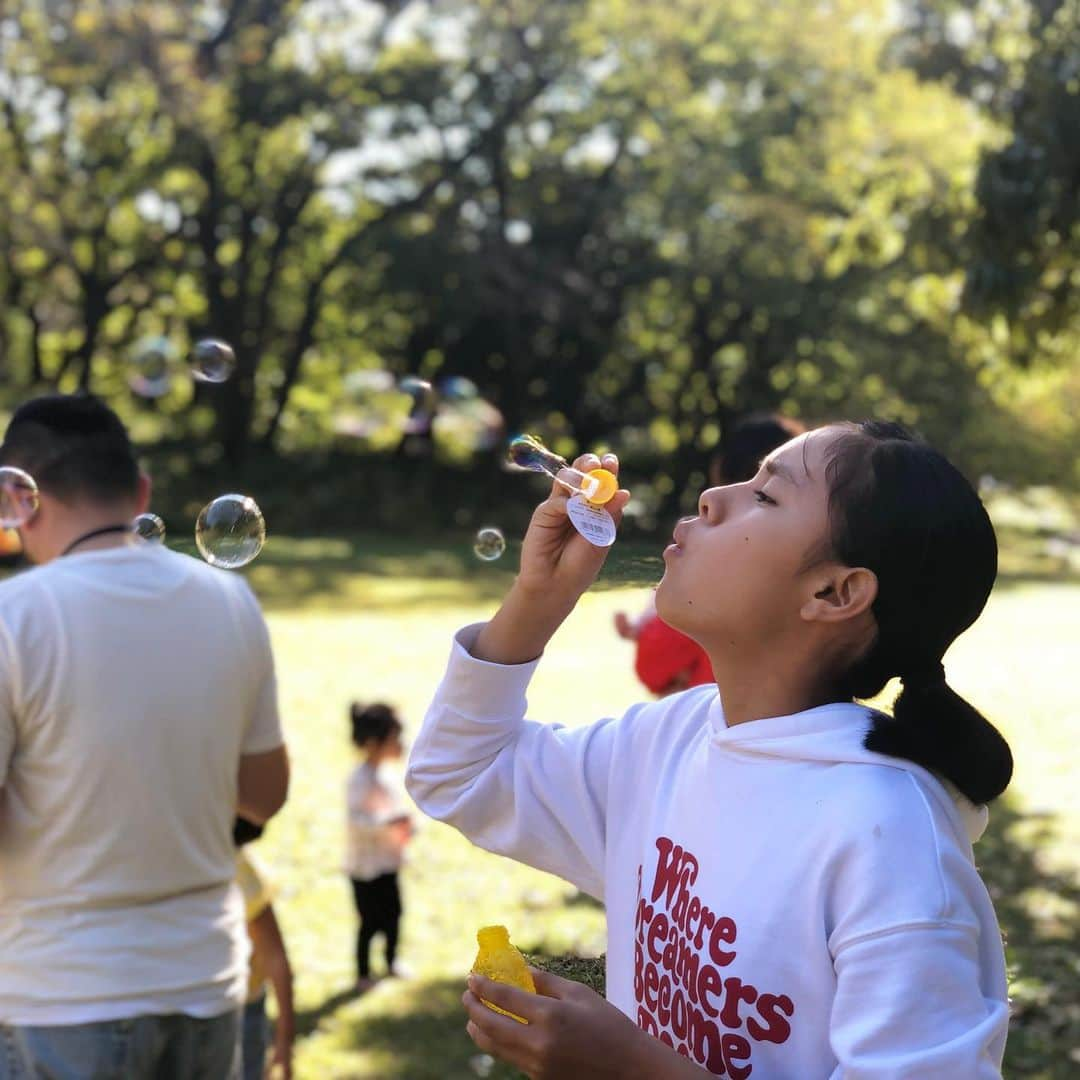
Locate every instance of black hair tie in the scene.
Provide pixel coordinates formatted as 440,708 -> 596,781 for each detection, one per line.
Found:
901,659 -> 946,688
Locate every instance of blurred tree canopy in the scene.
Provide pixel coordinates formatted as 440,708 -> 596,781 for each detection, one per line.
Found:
0,0 -> 1076,525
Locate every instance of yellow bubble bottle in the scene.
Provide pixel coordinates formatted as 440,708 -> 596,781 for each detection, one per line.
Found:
471,925 -> 536,1024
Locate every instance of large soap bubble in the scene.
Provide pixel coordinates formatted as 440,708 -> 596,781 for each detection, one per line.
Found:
195,494 -> 266,569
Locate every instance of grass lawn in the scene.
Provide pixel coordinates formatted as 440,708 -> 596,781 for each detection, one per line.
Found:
240,515 -> 1080,1080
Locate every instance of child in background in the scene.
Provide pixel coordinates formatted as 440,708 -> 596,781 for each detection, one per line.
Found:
234,818 -> 295,1080
345,703 -> 413,992
614,413 -> 805,695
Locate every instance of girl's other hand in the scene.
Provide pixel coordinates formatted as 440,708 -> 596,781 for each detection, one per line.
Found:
463,968 -> 652,1080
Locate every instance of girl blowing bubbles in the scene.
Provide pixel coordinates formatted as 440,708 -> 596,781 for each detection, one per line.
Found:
407,421 -> 1012,1079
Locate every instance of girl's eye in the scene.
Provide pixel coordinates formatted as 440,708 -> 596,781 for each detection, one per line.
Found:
753,490 -> 777,506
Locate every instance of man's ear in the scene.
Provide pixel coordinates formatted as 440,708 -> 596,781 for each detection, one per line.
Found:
800,565 -> 877,624
134,471 -> 152,516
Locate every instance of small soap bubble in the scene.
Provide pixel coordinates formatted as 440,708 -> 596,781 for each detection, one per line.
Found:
398,375 -> 436,434
333,369 -> 408,442
473,527 -> 506,562
191,338 -> 236,383
0,467 -> 39,528
469,1055 -> 495,1078
133,513 -> 166,543
439,375 -> 479,402
129,336 -> 178,398
195,494 -> 266,569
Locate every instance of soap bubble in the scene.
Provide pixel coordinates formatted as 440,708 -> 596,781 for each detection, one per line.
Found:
333,369 -> 410,443
398,375 -> 436,435
473,526 -> 506,562
133,513 -> 166,543
191,338 -> 236,384
129,336 -> 178,398
195,494 -> 266,569
432,396 -> 504,460
0,467 -> 39,528
469,1055 -> 495,1078
439,375 -> 479,402
506,434 -> 552,472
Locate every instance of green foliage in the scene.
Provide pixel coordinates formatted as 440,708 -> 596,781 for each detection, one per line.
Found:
0,0 -> 1076,509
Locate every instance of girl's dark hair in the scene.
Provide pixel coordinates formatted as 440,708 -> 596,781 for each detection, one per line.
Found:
350,702 -> 402,748
825,420 -> 1012,804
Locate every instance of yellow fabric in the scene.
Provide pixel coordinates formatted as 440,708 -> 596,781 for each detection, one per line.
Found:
236,851 -> 273,1002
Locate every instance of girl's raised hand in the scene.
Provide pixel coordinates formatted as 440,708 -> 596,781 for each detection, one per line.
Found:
471,453 -> 629,666
515,452 -> 630,601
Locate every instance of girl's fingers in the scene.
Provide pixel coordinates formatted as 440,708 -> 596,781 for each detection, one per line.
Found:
466,976 -> 545,1024
572,453 -> 602,474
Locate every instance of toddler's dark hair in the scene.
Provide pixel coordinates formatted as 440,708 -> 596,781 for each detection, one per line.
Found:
350,702 -> 402,748
824,420 -> 1012,804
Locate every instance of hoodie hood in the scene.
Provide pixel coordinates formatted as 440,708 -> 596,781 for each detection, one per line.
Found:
705,692 -> 990,844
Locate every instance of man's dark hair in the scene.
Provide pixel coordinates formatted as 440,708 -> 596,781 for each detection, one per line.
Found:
0,394 -> 139,503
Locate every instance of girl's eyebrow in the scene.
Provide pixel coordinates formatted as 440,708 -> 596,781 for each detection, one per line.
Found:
764,458 -> 803,486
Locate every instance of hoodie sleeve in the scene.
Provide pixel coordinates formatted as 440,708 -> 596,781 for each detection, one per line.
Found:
405,624 -> 629,900
828,922 -> 1008,1078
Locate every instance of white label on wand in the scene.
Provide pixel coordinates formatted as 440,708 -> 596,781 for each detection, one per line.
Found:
566,494 -> 617,547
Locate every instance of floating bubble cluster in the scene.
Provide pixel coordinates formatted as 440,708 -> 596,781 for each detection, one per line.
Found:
129,336 -> 178,398
473,527 -> 506,562
133,513 -> 166,543
0,467 -> 40,529
191,339 -> 236,384
195,494 -> 266,569
333,370 -> 410,442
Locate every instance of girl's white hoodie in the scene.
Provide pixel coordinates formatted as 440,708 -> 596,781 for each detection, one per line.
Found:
406,625 -> 1009,1079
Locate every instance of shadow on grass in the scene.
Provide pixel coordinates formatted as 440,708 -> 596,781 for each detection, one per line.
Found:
328,977 -> 523,1080
171,533 -> 665,613
978,798 -> 1080,1078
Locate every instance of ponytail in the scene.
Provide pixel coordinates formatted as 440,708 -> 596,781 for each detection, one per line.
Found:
865,668 -> 1013,804
822,421 -> 1013,805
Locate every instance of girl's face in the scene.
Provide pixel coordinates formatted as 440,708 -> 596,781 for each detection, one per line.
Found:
655,429 -> 841,649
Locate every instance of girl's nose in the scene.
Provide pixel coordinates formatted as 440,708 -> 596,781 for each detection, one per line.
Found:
698,486 -> 727,523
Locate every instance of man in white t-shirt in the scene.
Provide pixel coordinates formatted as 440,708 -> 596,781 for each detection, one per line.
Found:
0,395 -> 289,1079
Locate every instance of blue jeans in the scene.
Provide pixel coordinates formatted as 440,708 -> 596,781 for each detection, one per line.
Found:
241,997 -> 270,1080
0,1010 -> 241,1080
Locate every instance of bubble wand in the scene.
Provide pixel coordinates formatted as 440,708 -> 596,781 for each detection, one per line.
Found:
507,435 -> 619,547
507,435 -> 617,505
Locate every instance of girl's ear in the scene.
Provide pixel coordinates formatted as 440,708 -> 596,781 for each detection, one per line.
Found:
800,566 -> 878,625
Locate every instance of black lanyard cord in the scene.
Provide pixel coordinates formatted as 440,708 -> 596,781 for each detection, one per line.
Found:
61,524 -> 132,558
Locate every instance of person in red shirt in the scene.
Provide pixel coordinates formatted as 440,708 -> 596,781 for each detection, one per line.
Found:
616,413 -> 805,695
